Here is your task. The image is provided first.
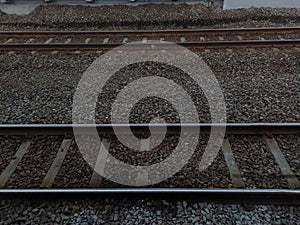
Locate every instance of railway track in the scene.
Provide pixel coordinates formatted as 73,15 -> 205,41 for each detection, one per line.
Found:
0,123 -> 299,204
0,27 -> 299,51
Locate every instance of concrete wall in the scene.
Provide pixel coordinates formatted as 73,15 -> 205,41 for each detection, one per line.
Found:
224,0 -> 300,9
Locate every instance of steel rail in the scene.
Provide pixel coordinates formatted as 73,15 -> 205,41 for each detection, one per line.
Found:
0,40 -> 299,51
0,123 -> 299,136
0,123 -> 299,204
0,27 -> 299,36
0,124 -> 299,204
0,188 -> 299,204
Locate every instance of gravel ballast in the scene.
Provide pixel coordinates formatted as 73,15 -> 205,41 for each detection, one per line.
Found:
0,48 -> 298,124
49,134 -> 234,188
0,198 -> 299,225
5,136 -> 63,188
0,5 -> 299,30
228,135 -> 288,189
275,135 -> 300,181
0,4 -> 299,224
0,50 -> 297,219
0,136 -> 22,172
0,134 -> 295,189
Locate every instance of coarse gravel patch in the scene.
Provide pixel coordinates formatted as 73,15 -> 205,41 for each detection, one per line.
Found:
203,48 -> 300,123
53,139 -> 93,188
0,136 -> 23,172
5,136 -> 63,188
50,134 -> 232,188
228,135 -> 288,189
0,5 -> 299,30
275,135 -> 300,181
157,134 -> 233,188
0,48 -> 299,124
0,52 -> 95,124
0,198 -> 299,224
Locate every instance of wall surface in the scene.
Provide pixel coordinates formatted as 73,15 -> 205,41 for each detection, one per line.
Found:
224,0 -> 300,9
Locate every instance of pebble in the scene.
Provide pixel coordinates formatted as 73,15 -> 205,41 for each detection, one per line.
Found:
162,200 -> 169,206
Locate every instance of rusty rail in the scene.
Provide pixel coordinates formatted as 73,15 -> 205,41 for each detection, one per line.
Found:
0,40 -> 299,51
0,26 -> 299,36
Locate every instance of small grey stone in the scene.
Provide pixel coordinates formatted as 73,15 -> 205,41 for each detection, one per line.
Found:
162,200 -> 169,206
192,216 -> 200,223
113,214 -> 119,221
51,215 -> 56,221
